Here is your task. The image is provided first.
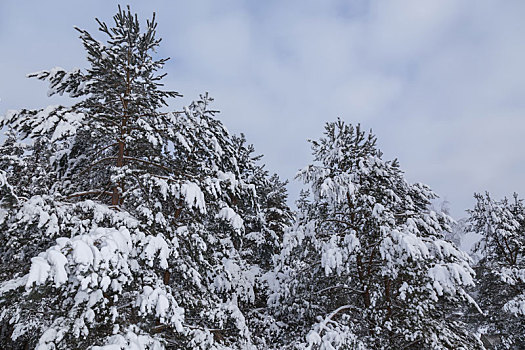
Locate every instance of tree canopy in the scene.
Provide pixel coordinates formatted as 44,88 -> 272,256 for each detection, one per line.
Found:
267,120 -> 482,349
1,5 -> 522,350
0,6 -> 291,349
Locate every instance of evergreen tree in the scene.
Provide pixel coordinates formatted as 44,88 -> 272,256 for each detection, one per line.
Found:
0,127 -> 25,209
467,193 -> 525,349
267,120 -> 483,349
229,135 -> 293,347
0,6 -> 290,349
232,134 -> 293,270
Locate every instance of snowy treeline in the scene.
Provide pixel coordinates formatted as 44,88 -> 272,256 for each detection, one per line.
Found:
0,7 -> 523,350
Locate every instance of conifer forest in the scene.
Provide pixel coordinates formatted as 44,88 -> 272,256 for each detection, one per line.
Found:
0,6 -> 523,350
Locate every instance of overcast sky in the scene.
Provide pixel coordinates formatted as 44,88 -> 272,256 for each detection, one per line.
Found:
1,0 -> 525,218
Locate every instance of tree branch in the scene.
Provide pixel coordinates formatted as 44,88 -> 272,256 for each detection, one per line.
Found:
64,190 -> 113,200
123,156 -> 172,173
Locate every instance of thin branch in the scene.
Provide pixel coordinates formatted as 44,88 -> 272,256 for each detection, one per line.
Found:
90,114 -> 120,128
123,156 -> 172,173
314,284 -> 364,295
90,142 -> 119,160
151,323 -> 231,333
317,304 -> 359,335
64,190 -> 113,200
77,156 -> 118,177
401,338 -> 422,349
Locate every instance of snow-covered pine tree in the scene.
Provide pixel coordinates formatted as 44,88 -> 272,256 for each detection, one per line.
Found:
0,127 -> 25,209
0,6 -> 290,349
0,125 -> 61,288
267,120 -> 483,349
229,134 -> 293,347
232,134 -> 293,270
467,193 -> 525,349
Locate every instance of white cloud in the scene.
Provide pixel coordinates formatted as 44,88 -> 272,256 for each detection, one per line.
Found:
1,0 -> 525,217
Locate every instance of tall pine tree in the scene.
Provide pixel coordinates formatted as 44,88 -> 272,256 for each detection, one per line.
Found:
0,6 -> 290,349
267,120 -> 483,349
467,193 -> 525,349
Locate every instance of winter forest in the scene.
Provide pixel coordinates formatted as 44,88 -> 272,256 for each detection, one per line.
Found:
0,6 -> 524,350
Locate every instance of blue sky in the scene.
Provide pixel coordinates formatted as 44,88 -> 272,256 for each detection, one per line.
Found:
1,0 -> 525,217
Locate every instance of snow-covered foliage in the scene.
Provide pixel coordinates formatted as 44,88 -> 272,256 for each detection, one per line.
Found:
0,6 -> 290,349
467,193 -> 525,349
267,120 -> 483,349
8,4 -> 522,350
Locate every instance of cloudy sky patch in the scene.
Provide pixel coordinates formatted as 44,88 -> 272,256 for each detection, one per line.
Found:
1,0 -> 524,217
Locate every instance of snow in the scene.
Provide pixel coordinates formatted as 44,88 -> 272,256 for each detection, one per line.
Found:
499,267 -> 525,315
433,239 -> 459,259
427,262 -> 475,298
26,256 -> 51,290
156,294 -> 170,320
175,132 -> 191,152
217,171 -> 239,192
50,112 -> 84,141
398,282 -> 409,301
0,275 -> 28,296
0,207 -> 8,225
0,170 -> 9,187
321,236 -> 344,276
137,286 -> 184,330
217,207 -> 244,230
91,329 -> 164,350
100,275 -> 111,292
46,249 -> 69,286
85,309 -> 96,323
318,174 -> 355,204
25,225 -> 134,291
304,305 -> 365,350
504,295 -> 525,315
499,266 -> 525,285
16,196 -> 59,236
27,67 -> 84,97
141,234 -> 170,269
181,181 -> 206,213
35,328 -> 58,350
72,239 -> 94,265
211,135 -> 224,156
32,106 -> 61,135
380,226 -> 435,268
88,289 -> 103,308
